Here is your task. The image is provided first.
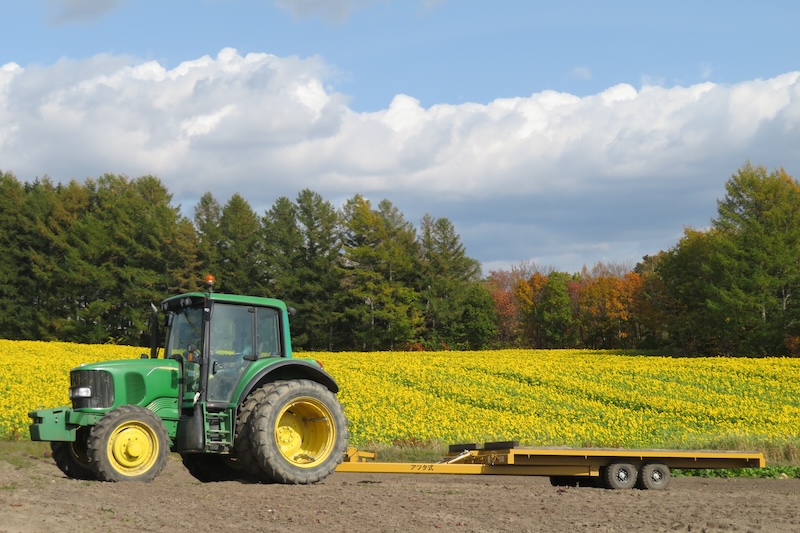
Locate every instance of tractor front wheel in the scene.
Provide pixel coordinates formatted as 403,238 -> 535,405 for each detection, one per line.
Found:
87,405 -> 170,482
250,380 -> 348,484
51,426 -> 97,480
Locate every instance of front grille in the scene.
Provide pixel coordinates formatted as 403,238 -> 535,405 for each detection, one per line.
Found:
70,369 -> 114,409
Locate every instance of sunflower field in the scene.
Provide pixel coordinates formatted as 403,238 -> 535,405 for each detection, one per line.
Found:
4,340 -> 799,456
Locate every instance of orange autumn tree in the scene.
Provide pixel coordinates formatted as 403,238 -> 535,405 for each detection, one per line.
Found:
573,264 -> 642,349
515,272 -> 548,347
489,261 -> 657,350
485,269 -> 524,347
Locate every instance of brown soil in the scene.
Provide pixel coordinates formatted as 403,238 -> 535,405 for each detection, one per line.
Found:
1,453 -> 798,533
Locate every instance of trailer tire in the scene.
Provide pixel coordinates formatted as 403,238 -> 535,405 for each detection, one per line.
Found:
637,463 -> 670,490
250,379 -> 348,484
87,405 -> 170,482
51,426 -> 97,481
234,383 -> 278,483
603,462 -> 638,490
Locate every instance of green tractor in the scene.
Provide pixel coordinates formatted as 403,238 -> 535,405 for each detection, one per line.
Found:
28,276 -> 348,484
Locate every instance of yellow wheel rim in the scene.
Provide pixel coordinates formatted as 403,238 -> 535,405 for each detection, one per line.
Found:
107,420 -> 160,476
274,397 -> 335,468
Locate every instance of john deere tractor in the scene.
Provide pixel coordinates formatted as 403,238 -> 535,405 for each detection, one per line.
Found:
28,276 -> 348,484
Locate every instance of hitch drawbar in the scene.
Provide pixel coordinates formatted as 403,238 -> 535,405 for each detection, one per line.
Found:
335,440 -> 766,490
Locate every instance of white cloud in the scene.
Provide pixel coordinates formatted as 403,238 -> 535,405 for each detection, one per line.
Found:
273,0 -> 444,22
1,49 -> 799,272
571,66 -> 592,80
45,0 -> 125,25
273,0 -> 384,22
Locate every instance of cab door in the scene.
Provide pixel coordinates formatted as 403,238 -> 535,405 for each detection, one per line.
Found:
164,305 -> 204,407
207,304 -> 255,405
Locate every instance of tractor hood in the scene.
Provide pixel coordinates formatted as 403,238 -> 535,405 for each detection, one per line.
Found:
69,358 -> 182,411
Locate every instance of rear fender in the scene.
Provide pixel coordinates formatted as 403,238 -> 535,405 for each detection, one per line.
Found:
235,359 -> 339,408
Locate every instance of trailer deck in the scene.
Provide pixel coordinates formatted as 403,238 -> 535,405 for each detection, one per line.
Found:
335,441 -> 766,490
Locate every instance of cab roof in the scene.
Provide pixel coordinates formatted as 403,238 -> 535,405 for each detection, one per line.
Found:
161,292 -> 288,311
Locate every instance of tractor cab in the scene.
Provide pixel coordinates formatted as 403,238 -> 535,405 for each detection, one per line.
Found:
159,281 -> 289,410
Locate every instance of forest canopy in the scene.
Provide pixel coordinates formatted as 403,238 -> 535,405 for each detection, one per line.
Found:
1,162 -> 797,356
0,171 -> 493,351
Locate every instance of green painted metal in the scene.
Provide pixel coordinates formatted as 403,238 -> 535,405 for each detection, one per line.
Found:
29,288 -> 336,458
162,292 -> 294,358
28,407 -> 102,442
80,358 -> 181,416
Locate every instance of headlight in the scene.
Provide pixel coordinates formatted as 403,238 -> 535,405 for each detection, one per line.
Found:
69,386 -> 92,399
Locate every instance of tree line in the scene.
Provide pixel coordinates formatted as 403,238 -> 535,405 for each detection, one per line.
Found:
485,163 -> 800,356
0,171 -> 496,350
2,162 -> 797,356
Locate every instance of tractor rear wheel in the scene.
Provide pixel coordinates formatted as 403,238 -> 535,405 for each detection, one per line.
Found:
51,426 -> 96,480
87,405 -> 170,482
250,380 -> 348,484
234,384 -> 278,483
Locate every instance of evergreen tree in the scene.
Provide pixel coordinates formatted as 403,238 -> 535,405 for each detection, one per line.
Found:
292,189 -> 344,350
194,192 -> 223,278
340,195 -> 421,350
21,179 -> 90,339
262,196 -> 303,299
0,172 -> 29,339
217,193 -> 266,295
169,217 -> 203,294
537,271 -> 575,348
710,164 -> 800,355
262,190 -> 343,350
417,213 -> 481,348
657,228 -> 729,355
457,282 -> 499,349
59,174 -> 190,344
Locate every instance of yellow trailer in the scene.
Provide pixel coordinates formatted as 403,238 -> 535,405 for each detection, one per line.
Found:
336,440 -> 766,490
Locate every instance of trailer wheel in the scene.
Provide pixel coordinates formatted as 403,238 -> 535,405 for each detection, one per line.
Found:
250,380 -> 348,484
603,462 -> 638,490
87,405 -> 170,482
234,384 -> 278,483
181,453 -> 242,482
637,463 -> 670,490
51,426 -> 97,480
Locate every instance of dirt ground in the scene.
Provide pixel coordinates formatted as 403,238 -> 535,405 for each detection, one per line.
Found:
1,452 -> 798,533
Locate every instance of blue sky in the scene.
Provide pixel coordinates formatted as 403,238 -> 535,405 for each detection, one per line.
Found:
1,0 -> 799,274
